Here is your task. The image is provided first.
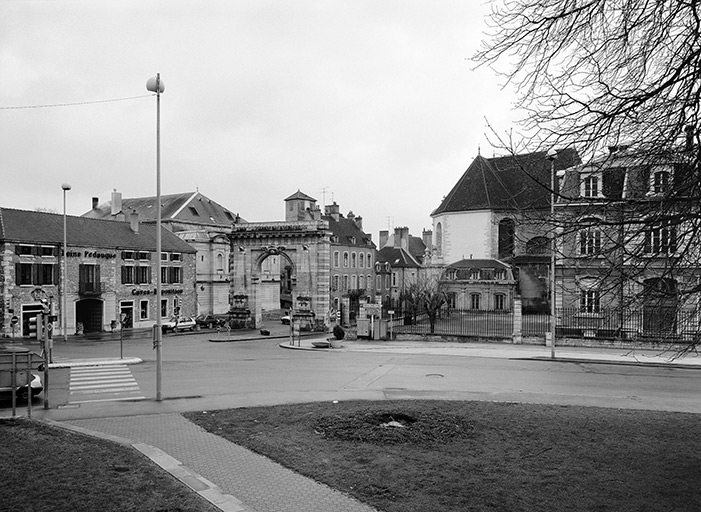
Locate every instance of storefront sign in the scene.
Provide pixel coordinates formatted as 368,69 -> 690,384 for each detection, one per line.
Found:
131,288 -> 183,296
65,250 -> 116,259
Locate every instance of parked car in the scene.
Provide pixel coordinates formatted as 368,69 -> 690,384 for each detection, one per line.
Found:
161,316 -> 197,333
280,313 -> 291,325
195,314 -> 225,329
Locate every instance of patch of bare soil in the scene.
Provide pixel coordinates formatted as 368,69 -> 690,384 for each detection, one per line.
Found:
314,408 -> 474,445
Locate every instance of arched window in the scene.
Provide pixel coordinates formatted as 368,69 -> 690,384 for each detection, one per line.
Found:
351,274 -> 357,290
333,251 -> 340,267
435,222 -> 443,253
351,252 -> 357,268
332,275 -> 340,292
498,218 -> 515,259
359,253 -> 365,268
343,252 -> 349,267
216,253 -> 224,271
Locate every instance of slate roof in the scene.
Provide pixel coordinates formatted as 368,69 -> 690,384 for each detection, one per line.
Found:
432,148 -> 580,215
284,190 -> 317,202
446,258 -> 510,270
0,208 -> 195,253
84,191 -> 242,226
324,215 -> 375,249
382,234 -> 427,263
376,246 -> 421,269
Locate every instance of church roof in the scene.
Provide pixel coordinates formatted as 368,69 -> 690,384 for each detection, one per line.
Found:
432,148 -> 580,215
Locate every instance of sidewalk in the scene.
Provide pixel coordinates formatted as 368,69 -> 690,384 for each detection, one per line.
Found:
280,336 -> 701,368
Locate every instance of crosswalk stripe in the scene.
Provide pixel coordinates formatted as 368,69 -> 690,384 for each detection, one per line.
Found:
69,364 -> 145,403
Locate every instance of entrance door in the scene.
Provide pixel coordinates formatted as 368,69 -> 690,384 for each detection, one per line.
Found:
643,278 -> 678,336
120,303 -> 134,328
76,299 -> 103,333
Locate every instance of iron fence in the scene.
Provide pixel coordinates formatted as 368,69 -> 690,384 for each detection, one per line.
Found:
384,306 -> 701,342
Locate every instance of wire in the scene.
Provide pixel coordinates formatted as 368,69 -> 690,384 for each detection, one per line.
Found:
0,94 -> 154,110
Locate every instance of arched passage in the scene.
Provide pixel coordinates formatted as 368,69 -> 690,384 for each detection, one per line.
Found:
229,221 -> 331,329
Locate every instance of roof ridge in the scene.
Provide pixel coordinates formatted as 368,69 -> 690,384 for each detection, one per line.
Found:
169,191 -> 199,219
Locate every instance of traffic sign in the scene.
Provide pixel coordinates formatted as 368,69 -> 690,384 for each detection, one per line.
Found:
10,315 -> 18,325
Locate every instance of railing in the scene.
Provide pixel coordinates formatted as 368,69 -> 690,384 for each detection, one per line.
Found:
382,306 -> 701,342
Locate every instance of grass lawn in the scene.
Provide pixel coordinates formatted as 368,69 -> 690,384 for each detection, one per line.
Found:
185,400 -> 701,512
0,418 -> 219,512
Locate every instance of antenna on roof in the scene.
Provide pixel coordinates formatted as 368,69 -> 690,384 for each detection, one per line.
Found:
320,186 -> 328,206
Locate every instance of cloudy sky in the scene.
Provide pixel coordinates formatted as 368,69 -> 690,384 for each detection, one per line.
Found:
1,0 -> 520,241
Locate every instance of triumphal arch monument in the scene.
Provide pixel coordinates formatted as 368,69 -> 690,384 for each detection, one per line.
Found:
228,220 -> 331,329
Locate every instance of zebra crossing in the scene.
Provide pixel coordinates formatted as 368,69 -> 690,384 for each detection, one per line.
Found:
69,364 -> 145,404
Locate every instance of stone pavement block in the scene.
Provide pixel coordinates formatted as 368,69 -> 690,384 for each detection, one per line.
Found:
65,413 -> 378,512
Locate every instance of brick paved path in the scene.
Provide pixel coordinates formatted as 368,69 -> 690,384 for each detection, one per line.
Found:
65,413 -> 378,512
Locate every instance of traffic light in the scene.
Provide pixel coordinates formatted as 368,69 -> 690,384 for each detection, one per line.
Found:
28,314 -> 43,340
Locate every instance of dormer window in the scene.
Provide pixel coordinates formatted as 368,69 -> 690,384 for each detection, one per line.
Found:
583,175 -> 600,197
188,206 -> 199,216
470,269 -> 480,280
652,170 -> 670,194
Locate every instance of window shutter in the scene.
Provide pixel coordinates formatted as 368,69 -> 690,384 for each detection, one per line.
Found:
15,263 -> 21,285
147,267 -> 152,284
95,265 -> 101,284
121,266 -> 128,284
54,264 -> 60,285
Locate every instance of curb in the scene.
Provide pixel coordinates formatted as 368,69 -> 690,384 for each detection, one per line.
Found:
41,417 -> 249,512
49,357 -> 143,369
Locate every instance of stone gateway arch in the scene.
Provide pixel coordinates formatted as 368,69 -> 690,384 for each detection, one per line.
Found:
228,220 -> 331,329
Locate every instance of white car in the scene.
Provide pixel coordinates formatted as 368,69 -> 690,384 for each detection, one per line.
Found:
161,316 -> 197,333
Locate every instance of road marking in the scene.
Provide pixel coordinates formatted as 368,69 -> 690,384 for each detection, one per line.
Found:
69,365 -> 145,403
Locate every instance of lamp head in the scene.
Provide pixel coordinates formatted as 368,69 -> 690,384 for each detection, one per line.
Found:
61,183 -> 72,191
546,149 -> 558,161
146,76 -> 165,94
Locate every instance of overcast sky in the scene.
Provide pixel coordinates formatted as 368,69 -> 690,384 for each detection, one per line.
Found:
1,0 -> 520,242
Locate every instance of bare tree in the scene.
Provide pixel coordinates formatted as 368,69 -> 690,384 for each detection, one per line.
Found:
400,278 -> 448,334
475,1 -> 701,348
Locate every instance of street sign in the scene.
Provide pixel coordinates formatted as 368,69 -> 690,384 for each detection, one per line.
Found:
10,315 -> 18,325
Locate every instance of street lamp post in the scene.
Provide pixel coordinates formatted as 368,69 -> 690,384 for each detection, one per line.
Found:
147,74 -> 164,401
547,149 -> 557,359
61,183 -> 71,342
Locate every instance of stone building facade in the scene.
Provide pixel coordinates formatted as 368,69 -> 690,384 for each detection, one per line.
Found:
1,207 -> 196,338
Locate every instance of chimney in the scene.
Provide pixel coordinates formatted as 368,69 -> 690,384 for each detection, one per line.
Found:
325,202 -> 341,222
355,215 -> 363,231
92,197 -> 99,210
129,209 -> 139,234
379,230 -> 389,249
422,229 -> 433,248
394,227 -> 409,250
111,189 -> 122,216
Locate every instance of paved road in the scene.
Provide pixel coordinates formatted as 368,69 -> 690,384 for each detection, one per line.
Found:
7,326 -> 701,419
